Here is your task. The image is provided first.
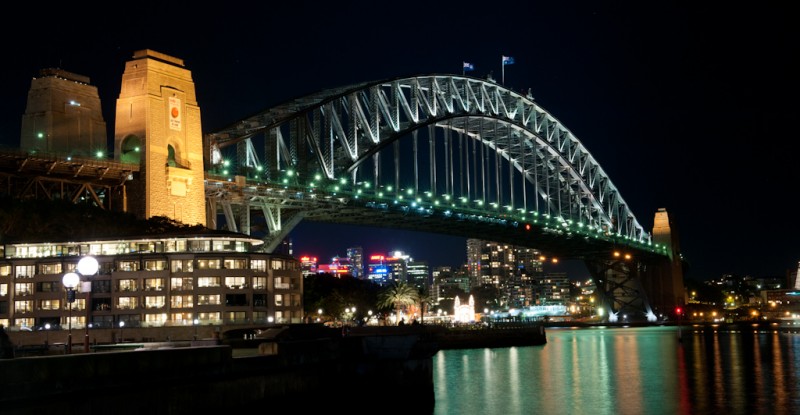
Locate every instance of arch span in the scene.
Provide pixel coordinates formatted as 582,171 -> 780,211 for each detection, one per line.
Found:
206,75 -> 651,245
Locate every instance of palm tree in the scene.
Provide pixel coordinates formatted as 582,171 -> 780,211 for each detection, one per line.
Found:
417,289 -> 435,325
377,281 -> 419,325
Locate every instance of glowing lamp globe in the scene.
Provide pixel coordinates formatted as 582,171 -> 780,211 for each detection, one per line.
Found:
77,256 -> 99,276
62,272 -> 80,289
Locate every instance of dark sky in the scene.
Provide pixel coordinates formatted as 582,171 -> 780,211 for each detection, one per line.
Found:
1,2 -> 797,281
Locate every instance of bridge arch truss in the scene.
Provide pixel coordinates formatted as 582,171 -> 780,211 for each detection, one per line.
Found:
207,75 -> 650,246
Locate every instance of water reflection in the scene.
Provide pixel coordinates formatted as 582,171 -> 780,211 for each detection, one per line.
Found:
433,326 -> 800,415
681,327 -> 800,414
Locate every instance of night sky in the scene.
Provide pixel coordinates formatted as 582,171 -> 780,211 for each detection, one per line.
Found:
1,2 -> 797,281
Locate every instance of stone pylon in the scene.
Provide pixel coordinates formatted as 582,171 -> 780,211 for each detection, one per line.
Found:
113,50 -> 206,226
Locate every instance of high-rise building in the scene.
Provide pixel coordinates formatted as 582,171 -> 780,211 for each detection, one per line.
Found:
385,251 -> 411,283
347,246 -> 364,279
466,239 -> 483,289
367,255 -> 390,285
535,272 -> 570,305
466,238 -> 543,307
407,261 -> 430,291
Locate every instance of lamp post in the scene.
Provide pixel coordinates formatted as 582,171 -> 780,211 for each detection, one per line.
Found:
76,256 -> 98,353
62,272 -> 80,354
193,318 -> 199,340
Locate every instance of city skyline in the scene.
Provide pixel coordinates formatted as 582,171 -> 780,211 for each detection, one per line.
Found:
1,2 -> 797,281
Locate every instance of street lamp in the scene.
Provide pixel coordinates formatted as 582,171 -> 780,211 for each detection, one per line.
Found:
62,272 -> 80,354
119,321 -> 125,343
76,256 -> 98,352
193,318 -> 199,340
44,323 -> 51,346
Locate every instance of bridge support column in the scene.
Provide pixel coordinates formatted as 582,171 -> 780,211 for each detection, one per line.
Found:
585,258 -> 656,323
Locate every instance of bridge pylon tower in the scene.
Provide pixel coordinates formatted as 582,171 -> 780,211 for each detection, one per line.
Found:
113,49 -> 206,226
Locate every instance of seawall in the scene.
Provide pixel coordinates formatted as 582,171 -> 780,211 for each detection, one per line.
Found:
0,327 -> 437,414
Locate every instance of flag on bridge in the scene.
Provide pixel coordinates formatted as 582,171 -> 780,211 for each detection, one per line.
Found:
463,62 -> 475,75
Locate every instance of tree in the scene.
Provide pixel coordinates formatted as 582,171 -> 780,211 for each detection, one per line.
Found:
303,273 -> 381,323
377,281 -> 419,324
417,289 -> 436,324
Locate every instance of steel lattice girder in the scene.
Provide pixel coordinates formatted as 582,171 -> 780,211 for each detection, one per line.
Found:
206,75 -> 649,245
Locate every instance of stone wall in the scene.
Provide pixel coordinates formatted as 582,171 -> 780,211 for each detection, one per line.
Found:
0,331 -> 436,414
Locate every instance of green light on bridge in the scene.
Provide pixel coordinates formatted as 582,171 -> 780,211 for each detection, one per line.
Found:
95,151 -> 104,158
315,174 -> 322,180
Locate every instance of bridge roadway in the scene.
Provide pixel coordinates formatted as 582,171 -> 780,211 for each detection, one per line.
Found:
203,172 -> 667,263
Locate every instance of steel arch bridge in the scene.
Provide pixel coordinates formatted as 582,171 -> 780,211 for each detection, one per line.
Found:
202,74 -> 683,322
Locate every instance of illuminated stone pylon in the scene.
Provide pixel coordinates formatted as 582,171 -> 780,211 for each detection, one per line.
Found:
113,50 -> 206,225
649,207 -> 686,311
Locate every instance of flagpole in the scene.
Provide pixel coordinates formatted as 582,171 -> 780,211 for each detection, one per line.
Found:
501,56 -> 505,85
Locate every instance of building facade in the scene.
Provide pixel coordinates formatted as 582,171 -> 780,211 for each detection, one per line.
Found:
466,238 -> 544,307
0,234 -> 303,335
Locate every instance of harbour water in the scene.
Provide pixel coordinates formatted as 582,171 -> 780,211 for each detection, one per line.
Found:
432,325 -> 800,415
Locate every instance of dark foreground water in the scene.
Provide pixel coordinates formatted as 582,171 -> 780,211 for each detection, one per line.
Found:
433,325 -> 800,415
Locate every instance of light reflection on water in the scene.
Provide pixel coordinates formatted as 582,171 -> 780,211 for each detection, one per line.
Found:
433,326 -> 800,415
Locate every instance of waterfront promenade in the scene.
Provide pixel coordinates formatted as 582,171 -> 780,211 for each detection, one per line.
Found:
0,324 -> 438,414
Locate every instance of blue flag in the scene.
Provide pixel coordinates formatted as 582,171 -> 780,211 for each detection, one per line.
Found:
502,55 -> 515,65
463,62 -> 475,71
